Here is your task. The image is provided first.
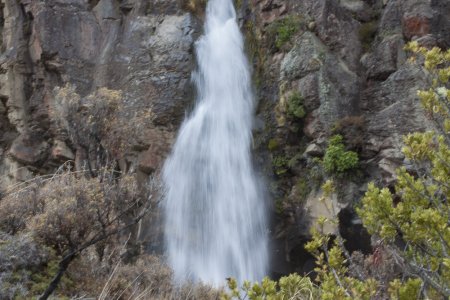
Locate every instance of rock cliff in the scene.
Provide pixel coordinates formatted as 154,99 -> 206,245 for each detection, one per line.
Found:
243,0 -> 449,276
0,0 -> 199,191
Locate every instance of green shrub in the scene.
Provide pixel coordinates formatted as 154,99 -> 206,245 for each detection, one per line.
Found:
223,274 -> 318,300
323,135 -> 358,174
286,92 -> 306,119
356,43 -> 450,298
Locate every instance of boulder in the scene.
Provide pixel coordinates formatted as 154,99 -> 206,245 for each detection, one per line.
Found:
281,32 -> 325,81
9,135 -> 48,165
304,190 -> 346,235
304,143 -> 323,157
365,34 -> 406,80
51,140 -> 75,161
138,150 -> 160,174
402,15 -> 431,40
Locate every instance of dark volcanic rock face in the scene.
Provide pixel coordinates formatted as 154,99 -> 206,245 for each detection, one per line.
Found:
246,0 -> 449,276
0,0 -> 200,190
0,0 -> 448,280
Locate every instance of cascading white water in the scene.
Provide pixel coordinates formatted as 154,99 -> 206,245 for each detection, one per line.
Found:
162,0 -> 268,285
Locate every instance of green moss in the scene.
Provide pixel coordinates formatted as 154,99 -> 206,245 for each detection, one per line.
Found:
286,92 -> 306,119
26,251 -> 74,298
272,156 -> 289,175
287,151 -> 303,169
359,21 -> 378,52
275,198 -> 285,215
268,139 -> 279,152
244,20 -> 266,87
295,177 -> 310,203
267,16 -> 303,50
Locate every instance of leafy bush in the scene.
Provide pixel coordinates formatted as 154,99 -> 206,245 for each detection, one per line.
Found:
322,135 -> 359,174
227,44 -> 450,300
357,43 -> 450,298
223,274 -> 318,300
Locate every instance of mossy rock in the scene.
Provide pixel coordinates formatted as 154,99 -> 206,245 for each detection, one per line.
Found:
272,156 -> 289,175
359,21 -> 378,52
268,138 -> 280,152
286,92 -> 306,119
266,15 -> 304,51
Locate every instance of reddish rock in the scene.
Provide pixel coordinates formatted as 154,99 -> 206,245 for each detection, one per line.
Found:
9,135 -> 48,165
51,140 -> 75,162
303,110 -> 323,139
252,0 -> 287,25
402,15 -> 430,40
138,150 -> 161,174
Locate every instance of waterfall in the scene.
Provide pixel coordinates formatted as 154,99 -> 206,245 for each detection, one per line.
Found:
162,0 -> 268,285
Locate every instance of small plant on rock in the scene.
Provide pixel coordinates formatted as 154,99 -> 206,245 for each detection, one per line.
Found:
266,16 -> 303,50
272,156 -> 289,176
286,92 -> 306,119
322,135 -> 359,175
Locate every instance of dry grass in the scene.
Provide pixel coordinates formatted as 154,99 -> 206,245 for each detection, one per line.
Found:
98,255 -> 222,300
179,0 -> 207,17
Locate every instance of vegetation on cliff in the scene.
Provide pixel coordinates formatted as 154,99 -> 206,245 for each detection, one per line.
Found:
224,44 -> 450,300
